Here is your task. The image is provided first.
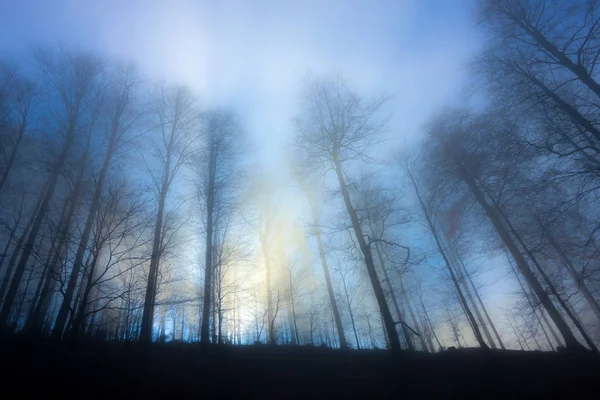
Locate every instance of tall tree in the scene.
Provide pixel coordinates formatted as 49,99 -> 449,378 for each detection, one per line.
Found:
0,49 -> 104,327
294,75 -> 401,351
139,85 -> 200,343
292,163 -> 348,349
422,111 -> 587,350
52,64 -> 141,338
400,154 -> 490,349
196,109 -> 243,344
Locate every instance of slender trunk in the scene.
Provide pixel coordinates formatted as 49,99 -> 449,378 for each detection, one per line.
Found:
139,136 -> 173,343
30,169 -> 83,330
201,143 -> 217,344
0,215 -> 34,303
446,240 -> 495,348
333,158 -> 400,351
285,271 -> 297,345
0,181 -> 47,304
71,249 -> 100,338
0,124 -> 75,326
398,275 -> 429,352
310,204 -> 347,348
374,243 -> 412,350
181,303 -> 186,341
27,190 -> 77,326
523,67 -> 600,143
508,314 -> 525,351
488,189 -> 597,351
12,263 -> 36,329
341,275 -> 360,349
451,243 -> 505,349
455,162 -> 584,350
519,20 -> 600,100
262,242 -> 274,344
508,252 -> 557,351
52,133 -> 110,338
212,272 -> 218,343
408,174 -> 488,349
288,271 -> 299,344
417,291 -> 443,351
415,299 -> 436,352
0,115 -> 27,196
217,300 -> 223,344
0,225 -> 18,275
544,230 -> 600,322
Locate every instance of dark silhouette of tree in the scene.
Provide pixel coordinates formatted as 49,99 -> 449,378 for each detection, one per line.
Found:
139,84 -> 201,343
293,74 -> 401,352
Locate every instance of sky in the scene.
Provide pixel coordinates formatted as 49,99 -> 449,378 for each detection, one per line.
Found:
1,0 -> 515,346
0,0 -> 481,164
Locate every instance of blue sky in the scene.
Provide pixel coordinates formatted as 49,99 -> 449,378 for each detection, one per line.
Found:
1,0 -> 481,163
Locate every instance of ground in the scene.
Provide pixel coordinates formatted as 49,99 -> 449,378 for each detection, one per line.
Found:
1,334 -> 598,398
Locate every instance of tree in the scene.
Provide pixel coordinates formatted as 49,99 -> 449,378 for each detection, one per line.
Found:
196,109 -> 244,344
0,62 -> 36,198
52,63 -> 142,338
69,180 -> 150,337
293,74 -> 401,352
422,110 -> 588,350
139,84 -> 201,343
0,49 -> 105,327
400,152 -> 490,349
292,161 -> 348,349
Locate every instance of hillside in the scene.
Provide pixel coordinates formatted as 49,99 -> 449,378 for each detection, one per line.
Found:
1,334 -> 598,398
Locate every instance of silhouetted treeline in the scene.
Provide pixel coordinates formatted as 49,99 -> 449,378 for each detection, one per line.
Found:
0,0 -> 599,352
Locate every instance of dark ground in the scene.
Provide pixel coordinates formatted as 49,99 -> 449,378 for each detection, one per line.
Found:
1,334 -> 599,399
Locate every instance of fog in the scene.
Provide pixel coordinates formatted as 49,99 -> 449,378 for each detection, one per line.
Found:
0,0 -> 599,358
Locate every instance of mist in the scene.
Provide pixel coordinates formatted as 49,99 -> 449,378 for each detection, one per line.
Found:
1,0 -> 599,398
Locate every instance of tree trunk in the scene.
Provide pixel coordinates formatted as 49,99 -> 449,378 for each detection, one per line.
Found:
333,158 -> 400,352
287,270 -> 300,344
397,275 -> 429,352
544,230 -> 600,322
408,174 -> 489,349
486,187 -> 597,352
29,164 -> 85,331
445,240 -> 496,348
310,204 -> 348,348
201,142 -> 217,344
0,122 -> 76,326
70,249 -> 100,338
455,162 -> 584,350
373,243 -> 413,350
507,251 -> 557,350
417,289 -> 443,351
52,133 -> 111,338
0,206 -> 38,304
285,271 -> 297,345
261,241 -> 274,344
451,242 -> 505,349
139,134 -> 174,343
0,114 -> 27,196
517,19 -> 600,101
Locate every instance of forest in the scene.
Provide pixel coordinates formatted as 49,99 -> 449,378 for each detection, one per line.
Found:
1,1 -> 600,393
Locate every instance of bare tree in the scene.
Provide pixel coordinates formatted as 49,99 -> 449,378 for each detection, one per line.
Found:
195,109 -> 244,344
0,49 -> 105,327
399,152 -> 490,349
422,110 -> 589,350
70,180 -> 151,337
293,74 -> 401,351
52,63 -> 142,338
292,162 -> 348,349
0,63 -> 36,197
139,84 -> 201,343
